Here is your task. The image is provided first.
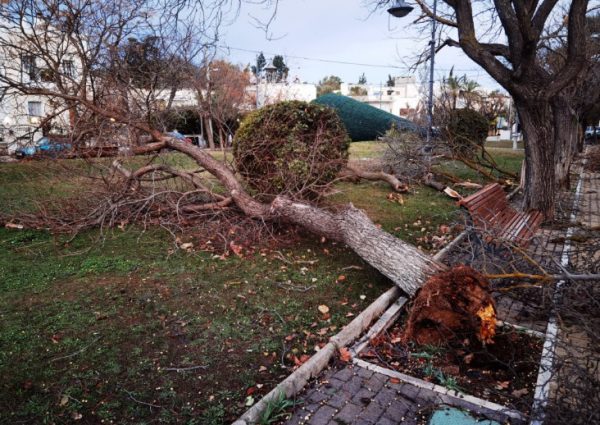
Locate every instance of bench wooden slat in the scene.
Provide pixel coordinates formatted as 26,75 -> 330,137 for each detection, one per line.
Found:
458,183 -> 542,247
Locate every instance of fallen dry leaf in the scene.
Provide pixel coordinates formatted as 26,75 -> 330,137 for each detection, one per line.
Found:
229,241 -> 243,257
317,305 -> 330,314
495,381 -> 510,390
389,378 -> 401,384
512,388 -> 529,397
293,354 -> 311,366
339,347 -> 352,363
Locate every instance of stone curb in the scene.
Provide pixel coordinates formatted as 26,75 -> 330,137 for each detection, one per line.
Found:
232,285 -> 401,425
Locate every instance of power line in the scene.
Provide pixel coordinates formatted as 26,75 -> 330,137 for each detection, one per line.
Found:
219,45 -> 482,73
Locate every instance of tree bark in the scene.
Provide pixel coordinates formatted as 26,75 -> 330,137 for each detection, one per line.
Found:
552,96 -> 579,189
205,116 -> 215,149
518,102 -> 556,219
341,164 -> 408,192
165,139 -> 445,296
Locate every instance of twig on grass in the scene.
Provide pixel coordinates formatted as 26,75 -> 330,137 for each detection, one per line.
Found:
123,389 -> 162,409
49,336 -> 102,363
273,251 -> 319,265
161,365 -> 207,372
276,281 -> 316,292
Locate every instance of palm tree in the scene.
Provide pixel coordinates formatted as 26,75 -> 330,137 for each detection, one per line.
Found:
460,79 -> 482,109
443,67 -> 465,110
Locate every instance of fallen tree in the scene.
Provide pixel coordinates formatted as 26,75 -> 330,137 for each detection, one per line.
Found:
0,0 -> 447,298
144,137 -> 446,296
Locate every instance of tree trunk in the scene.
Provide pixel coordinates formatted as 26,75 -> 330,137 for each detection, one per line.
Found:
552,96 -> 579,190
518,102 -> 556,219
270,198 -> 446,295
165,139 -> 445,296
205,116 -> 215,149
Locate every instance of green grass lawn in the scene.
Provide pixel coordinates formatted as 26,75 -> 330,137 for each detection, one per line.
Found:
435,148 -> 524,185
348,141 -> 386,159
0,145 -> 522,423
0,228 -> 390,424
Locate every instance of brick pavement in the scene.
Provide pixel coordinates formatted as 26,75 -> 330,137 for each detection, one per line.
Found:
285,363 -> 521,425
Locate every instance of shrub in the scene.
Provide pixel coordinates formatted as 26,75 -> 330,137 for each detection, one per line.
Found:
312,94 -> 420,141
443,108 -> 488,158
233,101 -> 349,200
382,126 -> 428,181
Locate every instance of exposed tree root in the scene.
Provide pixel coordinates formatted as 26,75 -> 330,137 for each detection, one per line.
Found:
404,265 -> 496,346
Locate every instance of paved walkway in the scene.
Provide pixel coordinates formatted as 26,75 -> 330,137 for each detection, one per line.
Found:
284,149 -> 599,425
285,363 -> 520,425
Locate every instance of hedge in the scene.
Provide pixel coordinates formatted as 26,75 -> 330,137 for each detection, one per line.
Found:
312,94 -> 420,141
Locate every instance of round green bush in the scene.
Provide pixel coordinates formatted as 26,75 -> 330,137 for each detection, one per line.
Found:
312,94 -> 421,141
233,101 -> 349,200
443,108 -> 489,157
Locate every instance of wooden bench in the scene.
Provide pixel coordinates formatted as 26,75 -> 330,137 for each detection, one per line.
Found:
458,183 -> 543,247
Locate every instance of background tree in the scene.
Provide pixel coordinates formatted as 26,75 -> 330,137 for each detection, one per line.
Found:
317,75 -> 342,96
386,74 -> 395,87
272,55 -> 289,82
350,86 -> 368,96
192,60 -> 251,148
477,90 -> 508,129
399,0 -> 592,218
358,72 -> 367,84
251,52 -> 266,77
459,79 -> 481,110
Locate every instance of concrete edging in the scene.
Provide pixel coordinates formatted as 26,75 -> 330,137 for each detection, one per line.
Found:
232,286 -> 401,425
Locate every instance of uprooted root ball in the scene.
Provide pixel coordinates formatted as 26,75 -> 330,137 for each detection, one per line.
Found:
404,265 -> 496,346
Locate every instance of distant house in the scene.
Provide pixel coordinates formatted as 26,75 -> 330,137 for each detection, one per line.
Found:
0,20 -> 79,155
341,76 -> 420,118
246,77 -> 317,109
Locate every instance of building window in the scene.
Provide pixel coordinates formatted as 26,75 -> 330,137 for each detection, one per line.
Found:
62,60 -> 74,77
28,101 -> 42,116
22,54 -> 39,82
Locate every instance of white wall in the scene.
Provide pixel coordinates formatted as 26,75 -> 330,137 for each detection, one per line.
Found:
254,82 -> 317,107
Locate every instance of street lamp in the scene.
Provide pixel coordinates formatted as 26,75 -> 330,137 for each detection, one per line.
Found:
388,0 -> 437,159
387,0 -> 414,18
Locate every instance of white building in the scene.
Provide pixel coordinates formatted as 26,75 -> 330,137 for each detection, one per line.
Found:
341,76 -> 420,118
0,20 -> 79,155
246,80 -> 317,108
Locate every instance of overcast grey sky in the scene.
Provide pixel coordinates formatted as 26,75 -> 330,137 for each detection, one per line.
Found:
218,0 -> 503,91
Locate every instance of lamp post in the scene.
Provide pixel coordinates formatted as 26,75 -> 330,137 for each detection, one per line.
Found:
388,0 -> 437,156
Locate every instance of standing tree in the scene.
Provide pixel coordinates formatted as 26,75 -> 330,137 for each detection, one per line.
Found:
193,60 -> 251,148
251,52 -> 266,77
316,75 -> 343,96
358,72 -> 368,84
401,0 -> 592,218
272,54 -> 289,82
386,74 -> 395,87
459,79 -> 481,110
